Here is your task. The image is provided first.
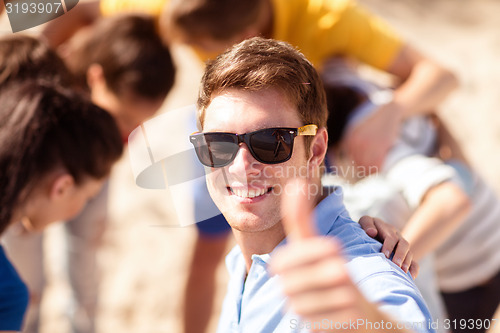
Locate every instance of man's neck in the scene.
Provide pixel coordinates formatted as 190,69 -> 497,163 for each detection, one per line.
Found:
233,222 -> 286,273
233,180 -> 328,273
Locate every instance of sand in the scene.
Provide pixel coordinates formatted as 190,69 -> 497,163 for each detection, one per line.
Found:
1,0 -> 499,332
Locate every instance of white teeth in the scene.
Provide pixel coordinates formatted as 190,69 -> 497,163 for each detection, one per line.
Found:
232,188 -> 268,198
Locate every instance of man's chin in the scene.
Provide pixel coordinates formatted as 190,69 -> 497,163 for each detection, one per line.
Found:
226,210 -> 280,233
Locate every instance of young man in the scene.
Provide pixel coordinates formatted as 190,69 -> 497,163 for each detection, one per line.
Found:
189,37 -> 433,332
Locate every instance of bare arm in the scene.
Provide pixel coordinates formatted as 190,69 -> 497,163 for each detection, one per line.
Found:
402,181 -> 471,262
343,45 -> 459,169
41,0 -> 101,48
387,45 -> 459,118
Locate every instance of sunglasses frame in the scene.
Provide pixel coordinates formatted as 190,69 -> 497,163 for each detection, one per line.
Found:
190,124 -> 318,168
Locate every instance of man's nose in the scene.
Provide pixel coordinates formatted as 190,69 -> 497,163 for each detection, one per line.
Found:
227,143 -> 261,176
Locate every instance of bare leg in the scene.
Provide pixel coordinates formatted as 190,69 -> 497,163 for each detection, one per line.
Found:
183,232 -> 230,333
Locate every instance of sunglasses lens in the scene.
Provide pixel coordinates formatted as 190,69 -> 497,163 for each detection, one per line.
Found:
250,129 -> 294,163
192,133 -> 238,167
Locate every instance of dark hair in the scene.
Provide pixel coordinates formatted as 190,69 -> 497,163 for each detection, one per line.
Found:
163,0 -> 265,42
0,34 -> 73,90
66,14 -> 175,100
325,84 -> 367,146
0,82 -> 123,234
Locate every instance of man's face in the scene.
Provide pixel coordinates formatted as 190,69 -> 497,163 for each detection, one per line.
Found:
203,88 -> 310,233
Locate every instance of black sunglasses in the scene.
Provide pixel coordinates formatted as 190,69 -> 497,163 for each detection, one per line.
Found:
189,124 -> 318,168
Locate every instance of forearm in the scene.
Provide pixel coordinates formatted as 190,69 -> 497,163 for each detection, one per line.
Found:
402,182 -> 471,261
342,47 -> 459,169
387,46 -> 459,120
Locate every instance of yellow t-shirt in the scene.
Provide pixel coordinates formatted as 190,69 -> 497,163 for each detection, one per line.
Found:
100,0 -> 402,70
100,0 -> 165,16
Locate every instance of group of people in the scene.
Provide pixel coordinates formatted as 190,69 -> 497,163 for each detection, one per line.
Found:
1,12 -> 175,332
1,0 -> 499,333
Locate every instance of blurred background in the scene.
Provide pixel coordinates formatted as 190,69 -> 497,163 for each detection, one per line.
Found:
1,0 -> 499,332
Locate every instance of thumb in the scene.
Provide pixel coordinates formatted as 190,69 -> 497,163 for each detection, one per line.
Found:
281,178 -> 318,242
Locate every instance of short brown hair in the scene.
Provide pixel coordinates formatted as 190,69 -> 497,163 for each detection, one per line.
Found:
66,14 -> 175,100
0,81 -> 123,234
162,0 -> 264,43
197,37 -> 328,130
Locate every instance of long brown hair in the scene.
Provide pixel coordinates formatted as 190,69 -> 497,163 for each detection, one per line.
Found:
0,82 -> 123,234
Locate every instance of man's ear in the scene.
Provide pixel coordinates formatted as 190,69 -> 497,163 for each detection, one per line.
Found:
308,127 -> 328,169
49,173 -> 75,201
86,63 -> 105,90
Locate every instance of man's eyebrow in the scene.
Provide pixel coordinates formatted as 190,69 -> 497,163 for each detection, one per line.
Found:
202,124 -> 288,133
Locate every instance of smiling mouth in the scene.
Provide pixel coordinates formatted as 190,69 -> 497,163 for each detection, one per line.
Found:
228,187 -> 273,199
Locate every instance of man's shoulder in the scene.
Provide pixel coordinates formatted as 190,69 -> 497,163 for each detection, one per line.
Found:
345,252 -> 412,285
324,214 -> 383,256
322,216 -> 416,286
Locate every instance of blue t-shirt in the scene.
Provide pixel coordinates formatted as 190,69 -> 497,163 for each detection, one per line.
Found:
0,245 -> 29,331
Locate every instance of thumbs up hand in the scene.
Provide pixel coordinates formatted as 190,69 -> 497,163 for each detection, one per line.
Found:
269,179 -> 389,332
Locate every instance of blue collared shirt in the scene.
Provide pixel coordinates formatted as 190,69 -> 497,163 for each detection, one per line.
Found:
217,187 -> 434,333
